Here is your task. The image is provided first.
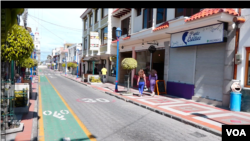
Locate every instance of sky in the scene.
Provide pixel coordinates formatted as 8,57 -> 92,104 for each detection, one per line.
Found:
20,8 -> 86,62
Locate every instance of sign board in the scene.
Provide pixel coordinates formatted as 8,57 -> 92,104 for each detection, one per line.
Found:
90,32 -> 99,50
170,23 -> 224,48
154,80 -> 167,95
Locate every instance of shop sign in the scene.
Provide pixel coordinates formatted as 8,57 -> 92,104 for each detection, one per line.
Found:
90,32 -> 99,51
170,23 -> 224,48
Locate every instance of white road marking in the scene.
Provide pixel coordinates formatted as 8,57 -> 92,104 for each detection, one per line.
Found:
43,111 -> 52,115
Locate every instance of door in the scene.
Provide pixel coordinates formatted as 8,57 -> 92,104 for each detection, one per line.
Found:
194,43 -> 225,101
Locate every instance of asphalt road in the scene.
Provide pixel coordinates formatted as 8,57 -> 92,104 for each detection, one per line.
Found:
40,68 -> 221,141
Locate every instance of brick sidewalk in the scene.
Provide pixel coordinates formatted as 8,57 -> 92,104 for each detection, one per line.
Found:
60,71 -> 250,136
15,75 -> 38,141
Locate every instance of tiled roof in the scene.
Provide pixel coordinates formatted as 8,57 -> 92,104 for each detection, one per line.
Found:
123,36 -> 130,40
112,8 -> 119,13
153,21 -> 169,31
111,40 -> 117,43
185,8 -> 238,22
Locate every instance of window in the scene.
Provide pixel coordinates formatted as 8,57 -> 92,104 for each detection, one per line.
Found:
101,26 -> 108,45
112,27 -> 117,41
245,47 -> 250,87
109,59 -> 116,77
84,18 -> 88,30
89,14 -> 93,27
121,17 -> 131,36
36,38 -> 38,41
175,8 -> 203,18
36,45 -> 38,48
143,8 -> 153,29
95,8 -> 99,23
135,8 -> 141,16
102,8 -> 108,18
157,8 -> 168,24
84,37 -> 87,50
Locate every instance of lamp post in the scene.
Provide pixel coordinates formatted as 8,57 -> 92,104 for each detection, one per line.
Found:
76,49 -> 79,78
115,27 -> 122,92
65,52 -> 67,75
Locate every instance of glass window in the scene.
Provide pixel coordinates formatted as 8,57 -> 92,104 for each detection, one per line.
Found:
84,37 -> 87,50
143,9 -> 148,29
109,57 -> 116,77
136,8 -> 141,16
157,8 -> 164,24
89,14 -> 93,27
121,17 -> 130,36
84,18 -> 88,30
101,26 -> 108,45
95,8 -> 99,23
102,8 -> 108,18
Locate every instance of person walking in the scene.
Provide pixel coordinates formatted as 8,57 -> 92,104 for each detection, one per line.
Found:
137,69 -> 146,97
101,66 -> 107,83
149,69 -> 158,97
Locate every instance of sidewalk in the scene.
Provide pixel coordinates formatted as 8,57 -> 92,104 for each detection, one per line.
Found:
60,70 -> 250,136
14,74 -> 38,141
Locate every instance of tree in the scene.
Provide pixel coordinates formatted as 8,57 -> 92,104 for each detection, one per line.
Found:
62,63 -> 66,67
20,58 -> 34,69
121,58 -> 137,93
32,59 -> 38,67
1,24 -> 34,62
1,8 -> 24,45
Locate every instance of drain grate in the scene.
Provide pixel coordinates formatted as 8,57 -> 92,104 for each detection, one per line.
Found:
190,132 -> 206,138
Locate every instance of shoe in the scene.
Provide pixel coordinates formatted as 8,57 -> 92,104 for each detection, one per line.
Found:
139,94 -> 142,97
152,92 -> 155,97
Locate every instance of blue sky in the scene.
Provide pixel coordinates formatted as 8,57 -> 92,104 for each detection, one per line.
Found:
20,8 -> 86,62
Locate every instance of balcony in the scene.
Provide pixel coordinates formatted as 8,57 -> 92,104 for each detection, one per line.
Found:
100,16 -> 108,27
94,23 -> 98,31
100,44 -> 107,53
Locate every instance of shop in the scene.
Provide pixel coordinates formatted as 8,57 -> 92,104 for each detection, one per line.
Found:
167,22 -> 235,106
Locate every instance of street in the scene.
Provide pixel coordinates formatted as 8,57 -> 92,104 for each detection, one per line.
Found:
39,68 -> 221,141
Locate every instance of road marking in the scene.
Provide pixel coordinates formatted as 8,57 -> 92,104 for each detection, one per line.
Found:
96,98 -> 110,102
49,76 -> 56,78
43,110 -> 52,115
76,98 -> 114,103
53,111 -> 66,120
45,76 -> 96,141
38,77 -> 45,141
60,110 -> 69,114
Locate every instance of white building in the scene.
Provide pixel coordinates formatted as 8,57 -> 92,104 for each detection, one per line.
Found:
34,28 -> 41,63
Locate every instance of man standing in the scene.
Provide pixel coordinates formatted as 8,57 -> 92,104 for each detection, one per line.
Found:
101,66 -> 107,83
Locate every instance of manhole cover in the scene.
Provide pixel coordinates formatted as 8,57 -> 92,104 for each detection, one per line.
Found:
189,132 -> 206,138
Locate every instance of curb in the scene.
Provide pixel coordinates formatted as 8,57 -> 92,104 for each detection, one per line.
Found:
58,71 -> 221,137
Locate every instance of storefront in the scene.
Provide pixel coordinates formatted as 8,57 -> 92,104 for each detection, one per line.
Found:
167,22 -> 234,106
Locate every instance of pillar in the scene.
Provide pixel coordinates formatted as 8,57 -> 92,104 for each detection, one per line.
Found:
131,47 -> 136,87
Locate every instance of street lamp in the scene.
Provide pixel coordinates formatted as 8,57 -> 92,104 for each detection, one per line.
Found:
76,49 -> 79,78
115,27 -> 122,92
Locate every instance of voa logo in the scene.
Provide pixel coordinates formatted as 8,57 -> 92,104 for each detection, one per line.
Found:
226,129 -> 246,136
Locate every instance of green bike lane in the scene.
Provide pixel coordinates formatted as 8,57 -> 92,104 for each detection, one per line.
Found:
39,74 -> 96,141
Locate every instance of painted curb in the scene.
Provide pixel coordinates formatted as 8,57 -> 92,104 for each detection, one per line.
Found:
58,71 -> 221,137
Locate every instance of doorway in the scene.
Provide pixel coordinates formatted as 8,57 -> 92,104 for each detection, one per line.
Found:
119,51 -> 132,84
152,50 -> 165,80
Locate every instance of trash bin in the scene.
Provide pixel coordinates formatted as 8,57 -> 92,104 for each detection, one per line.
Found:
230,92 -> 242,111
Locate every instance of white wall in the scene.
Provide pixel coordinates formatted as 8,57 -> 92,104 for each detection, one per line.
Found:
237,9 -> 250,87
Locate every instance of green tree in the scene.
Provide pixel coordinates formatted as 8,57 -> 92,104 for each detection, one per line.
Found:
1,24 -> 34,62
62,63 -> 66,67
32,59 -> 38,67
121,58 -> 137,93
20,58 -> 34,68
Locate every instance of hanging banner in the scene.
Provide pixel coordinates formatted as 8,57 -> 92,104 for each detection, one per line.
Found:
90,32 -> 99,51
170,23 -> 224,48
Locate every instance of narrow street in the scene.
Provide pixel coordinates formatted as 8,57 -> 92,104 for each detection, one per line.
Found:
39,68 -> 220,141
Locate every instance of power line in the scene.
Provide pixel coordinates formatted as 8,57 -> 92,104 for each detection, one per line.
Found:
28,14 -> 82,31
29,16 -> 65,42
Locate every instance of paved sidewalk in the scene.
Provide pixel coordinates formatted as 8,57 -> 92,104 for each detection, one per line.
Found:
59,70 -> 250,136
15,75 -> 38,141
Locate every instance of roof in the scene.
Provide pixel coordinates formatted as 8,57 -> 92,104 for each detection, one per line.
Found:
153,21 -> 169,32
123,36 -> 130,40
112,8 -> 119,13
185,8 -> 238,22
111,40 -> 117,43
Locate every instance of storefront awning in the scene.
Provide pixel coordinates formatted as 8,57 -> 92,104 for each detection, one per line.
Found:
82,56 -> 100,62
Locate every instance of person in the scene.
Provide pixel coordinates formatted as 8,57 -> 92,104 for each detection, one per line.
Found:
137,69 -> 146,97
149,69 -> 158,97
15,73 -> 22,83
94,66 -> 98,74
101,66 -> 107,83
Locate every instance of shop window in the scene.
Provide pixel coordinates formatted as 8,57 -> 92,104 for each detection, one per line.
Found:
143,8 -> 153,29
89,13 -> 93,27
245,47 -> 250,87
121,17 -> 131,36
157,8 -> 167,24
135,51 -> 151,77
112,27 -> 117,41
84,18 -> 88,30
135,8 -> 141,16
101,26 -> 108,45
175,8 -> 203,18
84,37 -> 87,50
102,8 -> 108,18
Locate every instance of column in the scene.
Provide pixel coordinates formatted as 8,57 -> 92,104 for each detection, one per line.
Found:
152,8 -> 157,31
107,9 -> 112,54
131,47 -> 136,87
98,9 -> 102,55
131,8 -> 135,34
82,18 -> 85,56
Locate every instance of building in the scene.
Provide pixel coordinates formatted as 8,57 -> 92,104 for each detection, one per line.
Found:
34,28 -> 41,63
235,8 -> 250,112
